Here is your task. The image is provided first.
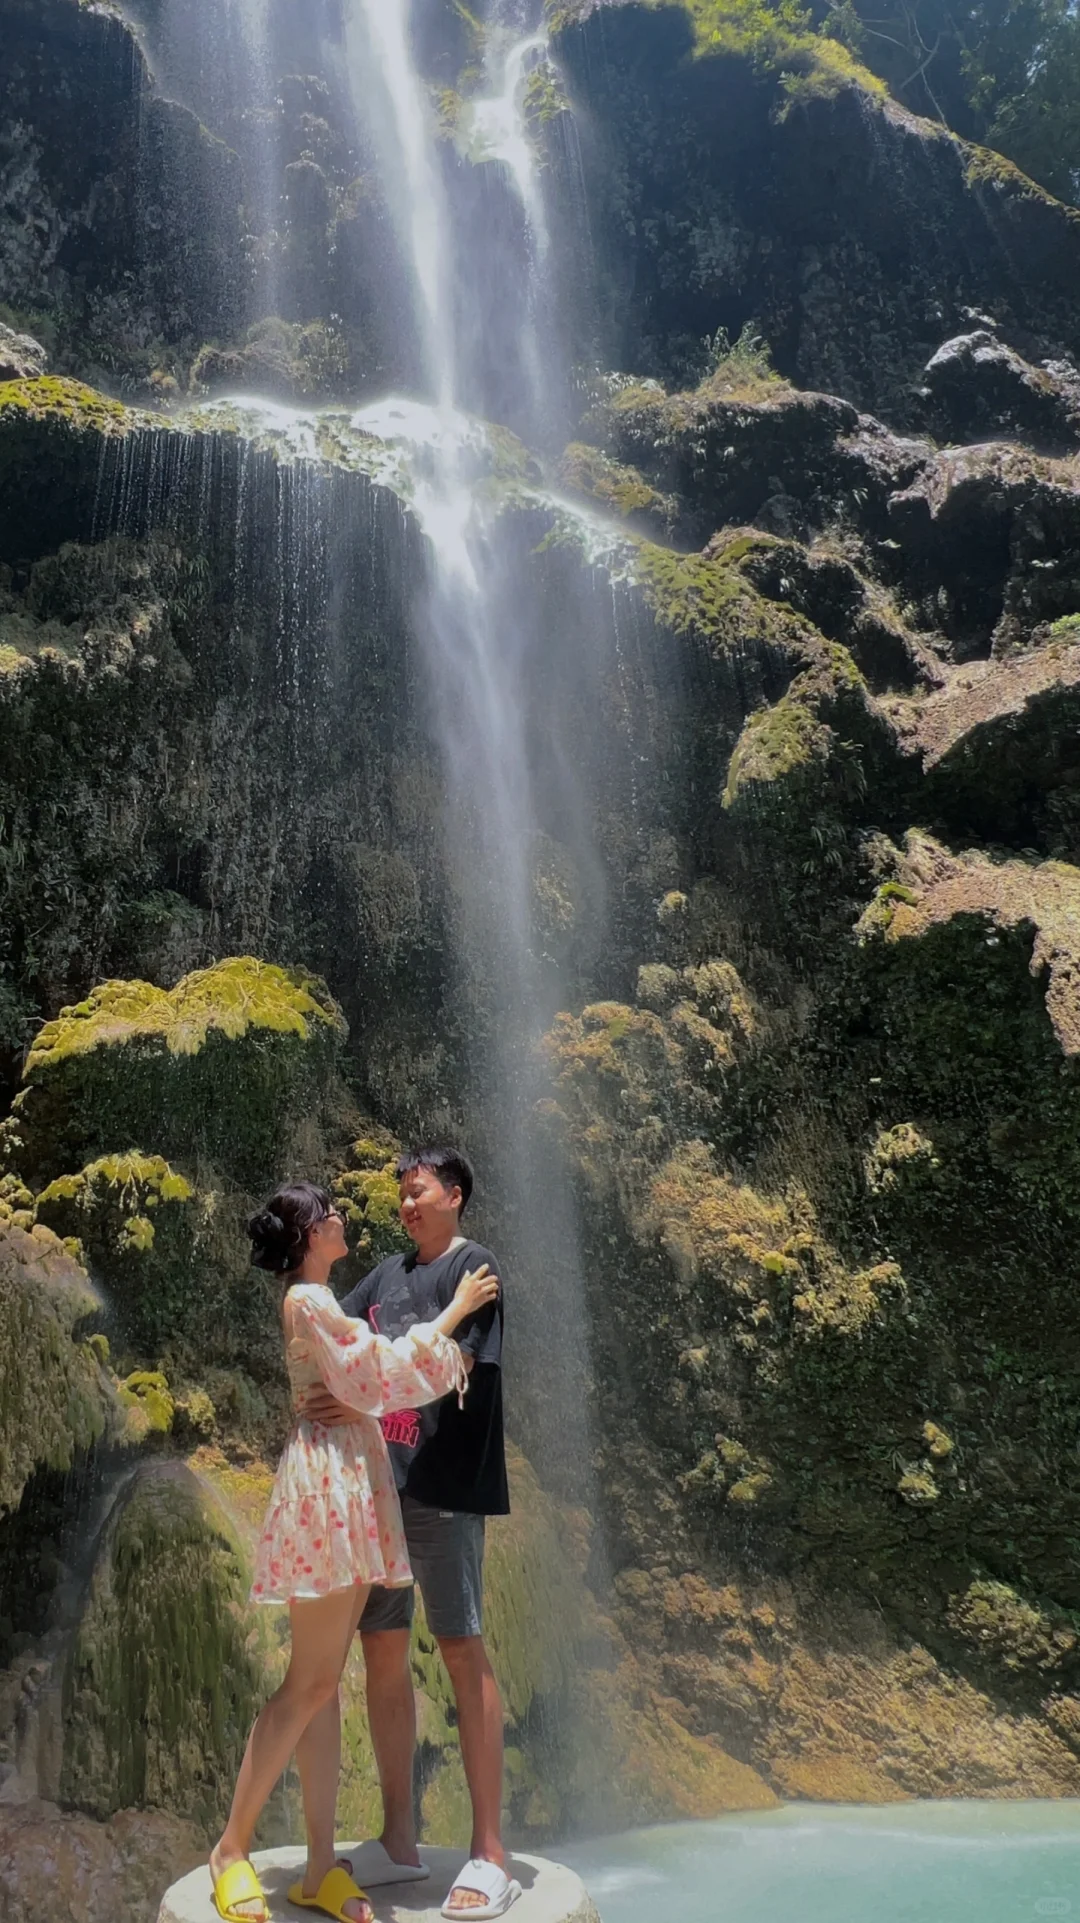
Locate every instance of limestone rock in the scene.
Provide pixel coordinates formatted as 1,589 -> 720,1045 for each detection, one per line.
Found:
0,1801 -> 203,1923
886,441 -> 1080,651
552,4 -> 1080,422
0,324 -> 46,384
858,829 -> 1080,1057
923,330 -> 1080,450
888,634 -> 1080,846
0,0 -> 247,347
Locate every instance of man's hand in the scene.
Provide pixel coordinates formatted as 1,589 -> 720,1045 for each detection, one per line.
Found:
300,1386 -> 356,1427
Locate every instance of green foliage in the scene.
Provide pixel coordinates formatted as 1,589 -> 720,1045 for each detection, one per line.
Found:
947,1580 -> 1078,1674
813,0 -> 1080,203
701,321 -> 775,387
118,1369 -> 176,1442
333,1160 -> 411,1267
191,317 -> 355,401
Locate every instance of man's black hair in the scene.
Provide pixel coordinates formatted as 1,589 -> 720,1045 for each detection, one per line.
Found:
396,1145 -> 474,1217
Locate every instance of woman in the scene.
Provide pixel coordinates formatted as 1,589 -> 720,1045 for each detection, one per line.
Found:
209,1182 -> 499,1923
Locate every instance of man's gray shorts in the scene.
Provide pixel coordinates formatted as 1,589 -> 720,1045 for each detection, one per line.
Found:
360,1495 -> 486,1640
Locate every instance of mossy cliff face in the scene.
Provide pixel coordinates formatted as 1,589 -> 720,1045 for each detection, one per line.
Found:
0,0 -> 247,362
0,1224 -> 113,1516
548,1 -> 1080,421
7,0 -> 1080,1878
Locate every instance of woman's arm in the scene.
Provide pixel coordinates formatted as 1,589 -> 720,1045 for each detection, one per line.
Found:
292,1269 -> 496,1417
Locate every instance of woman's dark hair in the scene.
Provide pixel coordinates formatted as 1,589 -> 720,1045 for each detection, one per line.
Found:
395,1146 -> 474,1217
249,1182 -> 333,1274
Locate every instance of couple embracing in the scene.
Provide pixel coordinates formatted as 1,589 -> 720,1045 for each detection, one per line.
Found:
209,1148 -> 519,1923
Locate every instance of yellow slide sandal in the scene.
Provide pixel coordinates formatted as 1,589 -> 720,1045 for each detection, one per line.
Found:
212,1860 -> 269,1923
288,1868 -> 371,1922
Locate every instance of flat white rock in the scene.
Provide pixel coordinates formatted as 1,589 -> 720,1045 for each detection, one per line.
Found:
159,1845 -> 601,1923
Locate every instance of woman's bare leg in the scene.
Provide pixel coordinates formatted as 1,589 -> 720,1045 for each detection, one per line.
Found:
296,1693 -> 341,1873
210,1586 -> 368,1919
296,1585 -> 369,1894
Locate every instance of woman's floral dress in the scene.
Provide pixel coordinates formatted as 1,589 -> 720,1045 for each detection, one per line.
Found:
250,1282 -> 466,1604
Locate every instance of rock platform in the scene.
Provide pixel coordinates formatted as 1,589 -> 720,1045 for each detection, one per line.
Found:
158,1846 -> 602,1923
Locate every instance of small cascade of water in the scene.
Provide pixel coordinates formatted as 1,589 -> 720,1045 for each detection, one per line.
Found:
467,32 -> 551,260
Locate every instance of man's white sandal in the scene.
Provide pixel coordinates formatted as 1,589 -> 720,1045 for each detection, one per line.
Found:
441,1859 -> 522,1920
337,1843 -> 431,1888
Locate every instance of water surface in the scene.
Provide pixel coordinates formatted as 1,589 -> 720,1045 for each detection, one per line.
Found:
562,1802 -> 1080,1923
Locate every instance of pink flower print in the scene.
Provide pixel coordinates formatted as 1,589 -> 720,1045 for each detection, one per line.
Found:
313,1538 -> 323,1550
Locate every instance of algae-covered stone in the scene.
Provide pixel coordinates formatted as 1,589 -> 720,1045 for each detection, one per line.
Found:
34,1153 -> 208,1350
0,1224 -> 113,1516
6,958 -> 347,1190
61,1462 -> 275,1832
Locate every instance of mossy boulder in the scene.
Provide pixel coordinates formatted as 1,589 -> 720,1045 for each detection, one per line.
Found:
34,1154 -> 210,1351
4,959 -> 347,1191
0,1224 -> 114,1516
60,1462 -> 277,1834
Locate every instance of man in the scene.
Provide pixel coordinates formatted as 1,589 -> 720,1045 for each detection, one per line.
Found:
304,1146 -> 516,1920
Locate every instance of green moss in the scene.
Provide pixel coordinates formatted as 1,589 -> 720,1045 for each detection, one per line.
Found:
659,0 -> 887,98
191,319 -> 354,402
963,142 -> 1064,202
1049,613 -> 1080,639
522,60 -> 570,127
635,542 -> 757,641
558,442 -> 676,530
7,958 -> 347,1190
60,1462 -> 277,1832
34,1152 -> 211,1350
896,1467 -> 940,1506
723,688 -> 827,802
0,1224 -> 114,1515
0,376 -> 150,435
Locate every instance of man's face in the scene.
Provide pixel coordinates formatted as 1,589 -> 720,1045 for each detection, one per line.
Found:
398,1166 -> 461,1243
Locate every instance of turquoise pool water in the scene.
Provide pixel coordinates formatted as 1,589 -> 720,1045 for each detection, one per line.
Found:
561,1802 -> 1080,1923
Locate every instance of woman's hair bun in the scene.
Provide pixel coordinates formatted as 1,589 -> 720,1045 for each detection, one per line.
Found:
249,1184 -> 333,1274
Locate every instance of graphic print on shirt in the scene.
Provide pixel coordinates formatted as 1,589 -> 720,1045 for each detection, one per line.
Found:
369,1302 -> 421,1450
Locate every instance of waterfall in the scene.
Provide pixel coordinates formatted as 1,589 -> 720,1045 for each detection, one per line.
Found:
335,0 -> 598,1489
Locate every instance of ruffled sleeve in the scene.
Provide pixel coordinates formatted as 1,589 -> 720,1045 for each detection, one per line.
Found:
290,1285 -> 467,1416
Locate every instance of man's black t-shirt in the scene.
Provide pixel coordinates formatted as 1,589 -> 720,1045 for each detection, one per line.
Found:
341,1238 -> 509,1517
